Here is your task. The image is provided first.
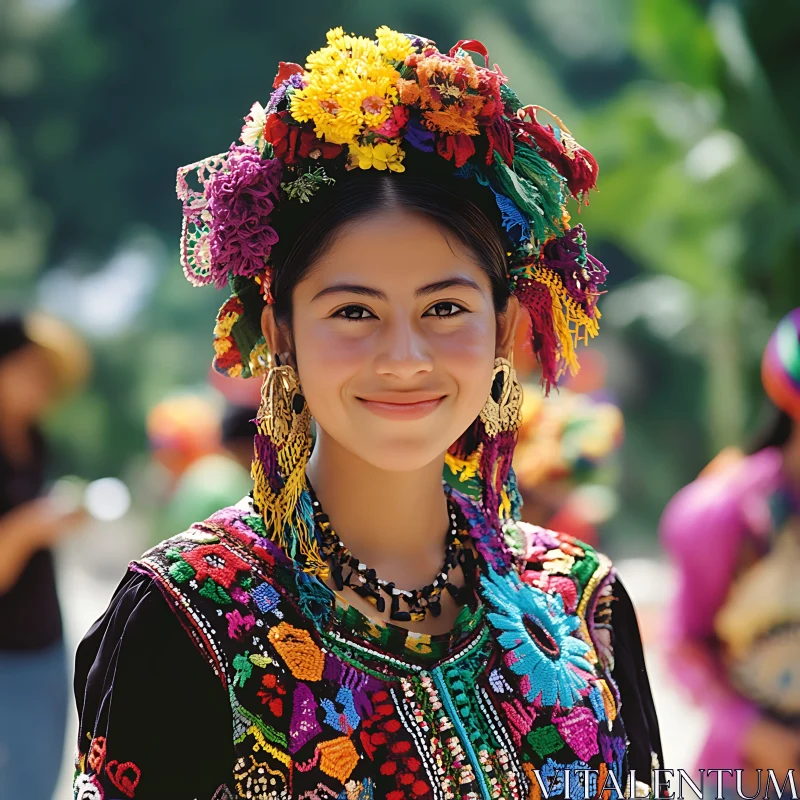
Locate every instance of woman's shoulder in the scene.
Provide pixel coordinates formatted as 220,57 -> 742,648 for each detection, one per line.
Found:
508,518 -> 613,590
129,499 -> 329,679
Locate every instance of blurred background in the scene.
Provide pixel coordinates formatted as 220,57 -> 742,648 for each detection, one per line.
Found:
1,0 -> 798,795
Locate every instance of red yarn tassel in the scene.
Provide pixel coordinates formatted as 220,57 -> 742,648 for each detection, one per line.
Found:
478,428 -> 516,534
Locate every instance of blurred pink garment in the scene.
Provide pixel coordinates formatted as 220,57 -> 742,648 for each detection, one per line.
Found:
659,447 -> 785,772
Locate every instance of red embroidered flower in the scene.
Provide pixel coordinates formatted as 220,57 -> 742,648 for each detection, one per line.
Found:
181,544 -> 250,589
257,672 -> 287,717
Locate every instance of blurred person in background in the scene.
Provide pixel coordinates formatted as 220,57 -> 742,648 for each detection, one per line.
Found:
0,313 -> 90,799
513,382 -> 624,546
660,307 -> 800,796
159,402 -> 258,538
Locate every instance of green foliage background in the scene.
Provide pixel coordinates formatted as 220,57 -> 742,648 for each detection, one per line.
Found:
2,0 -> 798,550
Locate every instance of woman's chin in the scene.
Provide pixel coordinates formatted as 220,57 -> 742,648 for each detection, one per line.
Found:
354,437 -> 452,473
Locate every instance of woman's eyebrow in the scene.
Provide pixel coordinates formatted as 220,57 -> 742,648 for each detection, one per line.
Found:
416,277 -> 482,297
311,276 -> 482,302
311,284 -> 387,302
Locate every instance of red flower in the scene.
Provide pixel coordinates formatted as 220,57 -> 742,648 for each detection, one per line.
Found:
413,780 -> 431,796
360,730 -> 376,759
272,61 -> 304,89
181,544 -> 250,589
264,112 -> 343,165
391,740 -> 412,755
380,762 -> 398,776
257,672 -> 287,717
384,719 -> 401,733
436,132 -> 476,168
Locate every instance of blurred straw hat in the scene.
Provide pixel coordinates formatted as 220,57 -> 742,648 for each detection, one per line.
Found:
22,311 -> 92,398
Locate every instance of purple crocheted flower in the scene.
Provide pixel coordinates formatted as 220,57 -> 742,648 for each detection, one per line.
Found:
206,145 -> 282,289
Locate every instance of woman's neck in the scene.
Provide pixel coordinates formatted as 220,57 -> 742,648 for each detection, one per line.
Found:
305,430 -> 451,587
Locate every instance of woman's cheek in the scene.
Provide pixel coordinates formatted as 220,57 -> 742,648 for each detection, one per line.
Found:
431,318 -> 495,366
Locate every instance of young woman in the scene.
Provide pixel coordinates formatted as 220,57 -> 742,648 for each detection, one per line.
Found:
661,308 -> 800,797
73,28 -> 664,800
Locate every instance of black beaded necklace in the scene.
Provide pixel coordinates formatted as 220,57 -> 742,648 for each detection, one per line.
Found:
309,487 -> 476,622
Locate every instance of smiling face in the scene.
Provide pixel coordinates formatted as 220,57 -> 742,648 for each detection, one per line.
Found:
277,208 -> 517,472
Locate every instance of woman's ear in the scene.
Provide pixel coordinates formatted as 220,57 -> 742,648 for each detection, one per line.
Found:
495,295 -> 521,359
261,305 -> 295,368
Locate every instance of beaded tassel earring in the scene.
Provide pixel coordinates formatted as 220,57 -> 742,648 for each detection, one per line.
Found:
251,357 -> 327,575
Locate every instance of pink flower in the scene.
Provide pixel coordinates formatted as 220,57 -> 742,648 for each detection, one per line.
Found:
226,608 -> 256,640
373,105 -> 409,139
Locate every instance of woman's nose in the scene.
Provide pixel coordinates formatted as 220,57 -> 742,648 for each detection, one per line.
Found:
373,320 -> 433,379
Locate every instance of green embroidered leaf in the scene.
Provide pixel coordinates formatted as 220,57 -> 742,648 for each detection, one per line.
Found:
238,576 -> 253,591
232,652 -> 253,687
168,559 -> 196,584
249,654 -> 272,669
527,724 -> 566,757
199,578 -> 233,606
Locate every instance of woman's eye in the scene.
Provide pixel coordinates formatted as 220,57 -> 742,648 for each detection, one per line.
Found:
333,305 -> 374,320
425,302 -> 465,318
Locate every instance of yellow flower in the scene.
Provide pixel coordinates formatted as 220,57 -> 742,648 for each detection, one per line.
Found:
290,27 -> 401,145
375,26 -> 414,62
347,141 -> 405,172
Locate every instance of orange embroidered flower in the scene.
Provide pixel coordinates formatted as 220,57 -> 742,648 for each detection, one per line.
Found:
317,737 -> 360,784
268,622 -> 325,680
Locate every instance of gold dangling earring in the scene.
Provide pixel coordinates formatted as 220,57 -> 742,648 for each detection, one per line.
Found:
479,356 -> 523,436
476,355 -> 524,527
251,355 -> 323,572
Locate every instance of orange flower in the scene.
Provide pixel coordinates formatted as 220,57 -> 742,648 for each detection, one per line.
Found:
423,95 -> 484,136
397,79 -> 420,105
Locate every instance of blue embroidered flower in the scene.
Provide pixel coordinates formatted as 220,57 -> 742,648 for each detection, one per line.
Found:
538,757 -> 593,799
481,566 -> 593,708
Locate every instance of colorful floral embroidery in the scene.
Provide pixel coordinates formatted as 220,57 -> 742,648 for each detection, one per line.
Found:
481,565 -> 593,707
75,504 -> 636,799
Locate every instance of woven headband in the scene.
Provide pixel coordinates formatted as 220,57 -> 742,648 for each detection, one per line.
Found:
176,27 -> 607,390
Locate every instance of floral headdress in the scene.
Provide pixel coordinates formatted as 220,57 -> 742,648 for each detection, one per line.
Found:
176,26 -> 607,392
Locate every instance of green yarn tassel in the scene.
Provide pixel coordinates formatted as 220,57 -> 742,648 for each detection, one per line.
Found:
491,147 -> 566,243
500,84 -> 524,114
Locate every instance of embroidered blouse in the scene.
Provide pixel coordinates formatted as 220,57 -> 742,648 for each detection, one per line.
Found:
73,497 -> 664,800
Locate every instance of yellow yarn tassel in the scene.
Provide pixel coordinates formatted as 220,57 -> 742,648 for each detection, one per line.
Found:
252,365 -> 327,575
534,266 -> 600,377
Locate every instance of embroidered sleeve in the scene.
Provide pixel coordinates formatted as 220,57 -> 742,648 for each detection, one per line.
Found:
73,570 -> 235,798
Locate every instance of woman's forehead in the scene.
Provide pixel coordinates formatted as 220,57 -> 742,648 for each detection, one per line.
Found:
299,209 -> 493,294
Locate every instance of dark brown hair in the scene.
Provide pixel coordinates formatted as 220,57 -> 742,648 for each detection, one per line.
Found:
268,158 -> 510,328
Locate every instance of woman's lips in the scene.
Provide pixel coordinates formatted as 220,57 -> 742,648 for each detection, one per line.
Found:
357,394 -> 446,420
